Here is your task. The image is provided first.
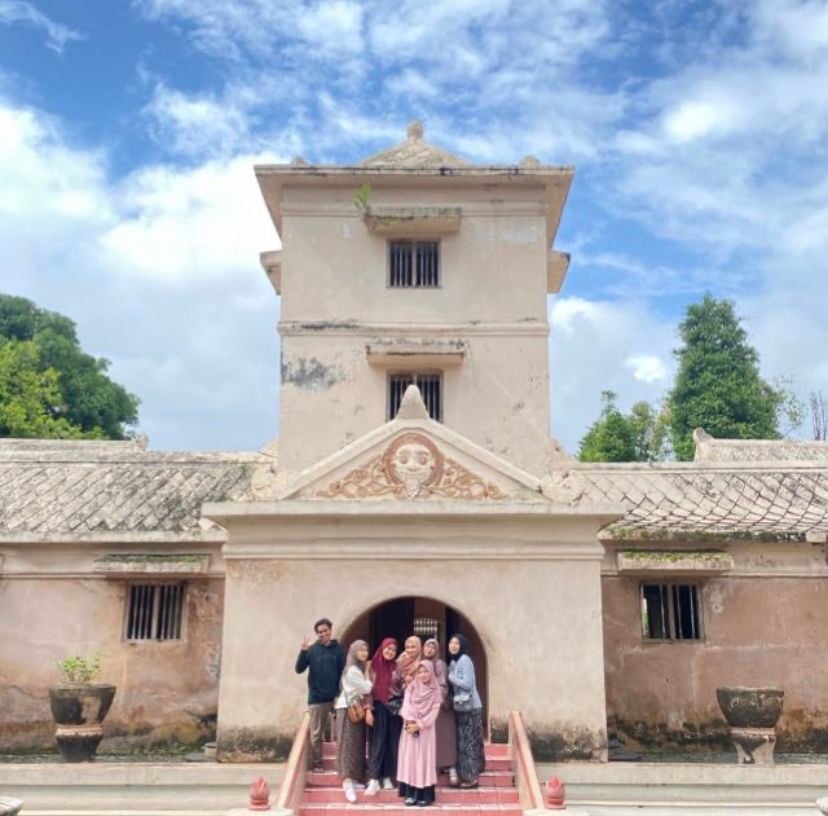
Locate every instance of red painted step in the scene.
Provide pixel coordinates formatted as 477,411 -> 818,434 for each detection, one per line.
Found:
305,742 -> 520,816
321,742 -> 510,759
302,787 -> 519,805
307,770 -> 515,789
298,807 -> 522,816
320,756 -> 511,772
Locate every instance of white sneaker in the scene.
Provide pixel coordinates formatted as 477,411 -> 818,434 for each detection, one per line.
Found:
343,782 -> 357,803
366,779 -> 381,796
382,777 -> 394,791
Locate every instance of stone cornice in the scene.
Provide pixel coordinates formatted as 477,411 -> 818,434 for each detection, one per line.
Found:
279,321 -> 549,337
206,499 -> 618,561
223,537 -> 606,562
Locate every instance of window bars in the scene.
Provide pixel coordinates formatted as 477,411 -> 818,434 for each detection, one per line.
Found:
413,617 -> 441,643
640,582 -> 701,640
388,372 -> 442,421
125,583 -> 186,641
389,241 -> 439,288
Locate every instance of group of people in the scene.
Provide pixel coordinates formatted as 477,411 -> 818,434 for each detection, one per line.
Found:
296,618 -> 486,807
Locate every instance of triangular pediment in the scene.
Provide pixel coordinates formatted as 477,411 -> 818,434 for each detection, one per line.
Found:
263,390 -> 546,503
359,122 -> 471,170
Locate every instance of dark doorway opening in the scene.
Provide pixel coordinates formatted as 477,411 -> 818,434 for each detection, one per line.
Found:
340,596 -> 488,731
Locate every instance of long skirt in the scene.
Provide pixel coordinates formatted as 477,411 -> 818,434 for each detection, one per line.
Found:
435,705 -> 457,770
455,708 -> 485,783
338,714 -> 367,781
368,700 -> 402,780
397,722 -> 437,790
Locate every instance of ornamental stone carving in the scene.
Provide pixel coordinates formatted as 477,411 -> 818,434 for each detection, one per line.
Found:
315,432 -> 506,500
542,469 -> 588,505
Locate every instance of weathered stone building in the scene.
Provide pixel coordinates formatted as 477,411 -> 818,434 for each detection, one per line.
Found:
1,125 -> 827,759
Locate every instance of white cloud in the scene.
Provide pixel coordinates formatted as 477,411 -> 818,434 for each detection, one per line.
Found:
0,106 -> 110,222
0,99 -> 280,450
549,297 -> 677,453
297,0 -> 364,55
143,83 -> 252,157
98,155 -> 278,284
0,0 -> 82,53
624,354 -> 667,384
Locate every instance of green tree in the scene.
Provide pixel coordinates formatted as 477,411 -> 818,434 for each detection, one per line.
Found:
628,400 -> 671,461
578,392 -> 670,462
0,295 -> 139,439
578,392 -> 633,462
668,295 -> 781,460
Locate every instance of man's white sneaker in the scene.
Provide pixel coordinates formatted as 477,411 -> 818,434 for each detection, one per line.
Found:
343,782 -> 357,803
382,777 -> 395,791
366,779 -> 381,796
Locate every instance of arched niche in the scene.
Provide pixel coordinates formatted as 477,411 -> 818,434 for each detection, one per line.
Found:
340,595 -> 489,732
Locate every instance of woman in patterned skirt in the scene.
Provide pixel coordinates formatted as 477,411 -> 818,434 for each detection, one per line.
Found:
448,634 -> 485,788
335,640 -> 373,803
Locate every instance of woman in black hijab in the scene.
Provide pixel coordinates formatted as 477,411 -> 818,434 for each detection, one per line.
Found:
447,634 -> 485,788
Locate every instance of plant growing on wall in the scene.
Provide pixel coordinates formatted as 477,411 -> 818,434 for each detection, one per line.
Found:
353,182 -> 372,213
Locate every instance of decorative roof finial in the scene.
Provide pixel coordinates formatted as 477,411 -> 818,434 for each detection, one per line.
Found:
406,120 -> 424,141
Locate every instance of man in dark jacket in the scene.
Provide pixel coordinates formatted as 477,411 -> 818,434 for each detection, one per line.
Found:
295,617 -> 346,771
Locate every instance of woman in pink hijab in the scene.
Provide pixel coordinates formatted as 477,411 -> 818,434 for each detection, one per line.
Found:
396,659 -> 443,807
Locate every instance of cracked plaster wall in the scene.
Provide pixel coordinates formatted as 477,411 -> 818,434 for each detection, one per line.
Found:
0,574 -> 224,752
601,543 -> 828,752
276,184 -> 552,475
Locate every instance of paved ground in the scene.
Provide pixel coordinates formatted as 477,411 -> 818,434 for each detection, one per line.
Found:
1,759 -> 826,815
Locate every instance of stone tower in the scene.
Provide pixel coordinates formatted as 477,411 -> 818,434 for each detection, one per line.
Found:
256,123 -> 572,475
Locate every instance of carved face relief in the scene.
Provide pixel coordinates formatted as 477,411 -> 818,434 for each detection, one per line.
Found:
314,432 -> 508,501
383,433 -> 443,498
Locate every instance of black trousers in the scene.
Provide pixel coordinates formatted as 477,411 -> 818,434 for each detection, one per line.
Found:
368,700 -> 402,780
399,782 -> 436,805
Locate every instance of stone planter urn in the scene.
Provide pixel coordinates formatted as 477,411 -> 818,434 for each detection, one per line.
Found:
0,797 -> 23,816
716,686 -> 784,765
816,796 -> 828,815
50,653 -> 116,762
49,684 -> 117,762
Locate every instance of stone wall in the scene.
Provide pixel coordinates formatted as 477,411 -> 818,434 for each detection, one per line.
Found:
0,574 -> 224,752
602,544 -> 828,752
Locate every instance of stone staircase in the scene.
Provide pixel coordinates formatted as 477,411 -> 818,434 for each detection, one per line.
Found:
298,741 -> 522,816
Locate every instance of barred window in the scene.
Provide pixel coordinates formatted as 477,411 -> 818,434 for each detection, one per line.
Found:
641,583 -> 702,641
389,240 -> 439,288
125,583 -> 186,641
388,373 -> 442,421
413,617 -> 440,642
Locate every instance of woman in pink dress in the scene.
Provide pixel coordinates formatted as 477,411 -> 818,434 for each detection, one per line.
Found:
397,659 -> 443,807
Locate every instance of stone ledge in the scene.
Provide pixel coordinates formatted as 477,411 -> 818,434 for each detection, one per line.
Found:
93,554 -> 211,576
365,339 -> 466,367
616,550 -> 734,574
362,206 -> 461,236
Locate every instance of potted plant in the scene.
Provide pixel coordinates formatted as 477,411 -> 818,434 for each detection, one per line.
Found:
49,653 -> 116,762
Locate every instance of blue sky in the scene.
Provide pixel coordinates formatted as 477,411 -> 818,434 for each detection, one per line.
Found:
1,0 -> 826,453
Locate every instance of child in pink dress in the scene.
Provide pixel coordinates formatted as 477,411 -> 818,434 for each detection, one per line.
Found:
397,659 -> 443,807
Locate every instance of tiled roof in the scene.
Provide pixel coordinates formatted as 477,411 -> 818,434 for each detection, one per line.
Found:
1,440 -> 826,542
0,440 -> 259,538
359,122 -> 471,169
575,463 -> 828,541
692,429 -> 828,463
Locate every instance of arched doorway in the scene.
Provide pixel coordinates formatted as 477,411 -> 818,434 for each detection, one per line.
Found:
340,596 -> 488,732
